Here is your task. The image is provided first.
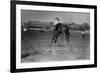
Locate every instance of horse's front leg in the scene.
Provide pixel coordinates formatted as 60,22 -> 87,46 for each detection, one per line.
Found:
54,32 -> 59,43
51,32 -> 58,44
51,30 -> 56,44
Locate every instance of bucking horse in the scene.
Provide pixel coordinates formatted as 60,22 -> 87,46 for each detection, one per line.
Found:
51,23 -> 70,44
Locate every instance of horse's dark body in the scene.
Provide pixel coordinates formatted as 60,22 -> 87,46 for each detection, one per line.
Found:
52,23 -> 70,43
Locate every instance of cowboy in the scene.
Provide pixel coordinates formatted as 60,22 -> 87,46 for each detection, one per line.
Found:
52,17 -> 62,43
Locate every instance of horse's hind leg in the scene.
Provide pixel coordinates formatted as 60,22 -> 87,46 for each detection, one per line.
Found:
65,33 -> 70,42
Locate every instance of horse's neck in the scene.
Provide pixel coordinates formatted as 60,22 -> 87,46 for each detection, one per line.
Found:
58,25 -> 65,32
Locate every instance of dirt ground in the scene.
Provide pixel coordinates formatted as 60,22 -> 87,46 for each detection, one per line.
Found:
21,30 -> 90,63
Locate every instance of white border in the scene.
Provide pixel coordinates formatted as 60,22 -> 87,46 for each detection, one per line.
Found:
16,5 -> 94,69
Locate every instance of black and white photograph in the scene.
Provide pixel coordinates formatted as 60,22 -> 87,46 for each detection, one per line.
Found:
21,10 -> 90,62
11,1 -> 97,72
